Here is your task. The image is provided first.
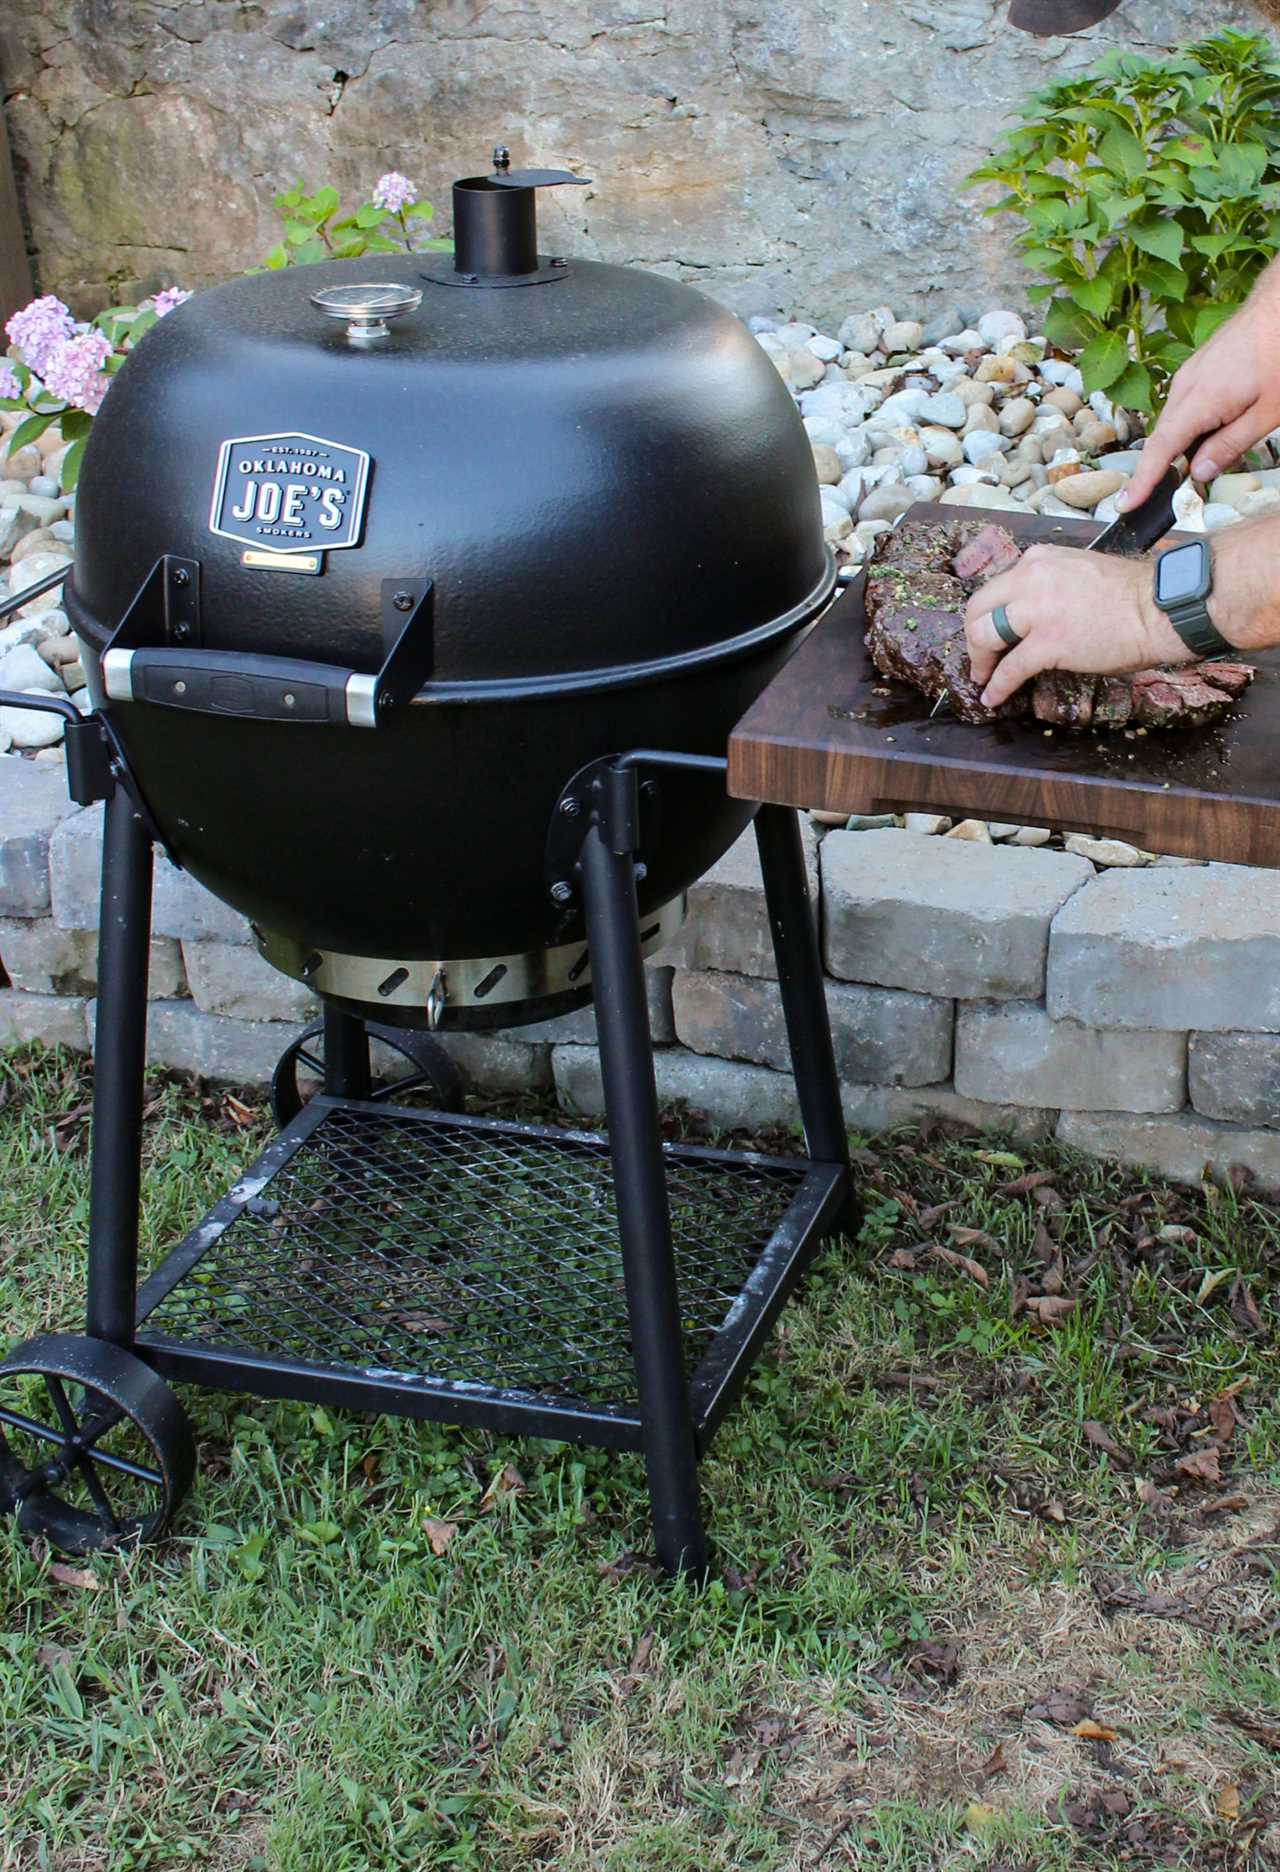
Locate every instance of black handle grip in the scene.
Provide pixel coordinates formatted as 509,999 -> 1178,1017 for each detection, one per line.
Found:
103,647 -> 374,725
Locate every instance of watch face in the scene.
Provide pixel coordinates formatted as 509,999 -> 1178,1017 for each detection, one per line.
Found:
1157,540 -> 1209,605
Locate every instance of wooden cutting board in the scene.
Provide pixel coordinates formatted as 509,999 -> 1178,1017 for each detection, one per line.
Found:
728,502 -> 1280,867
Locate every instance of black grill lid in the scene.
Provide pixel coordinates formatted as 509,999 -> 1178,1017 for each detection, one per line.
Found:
67,195 -> 832,690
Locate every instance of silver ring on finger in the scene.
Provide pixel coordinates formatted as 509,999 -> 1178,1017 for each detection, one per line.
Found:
992,603 -> 1022,649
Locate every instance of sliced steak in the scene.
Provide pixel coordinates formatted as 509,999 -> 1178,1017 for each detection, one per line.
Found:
952,523 -> 1022,582
1092,676 -> 1133,729
862,511 -> 1256,733
1032,670 -> 1097,728
1129,665 -> 1254,727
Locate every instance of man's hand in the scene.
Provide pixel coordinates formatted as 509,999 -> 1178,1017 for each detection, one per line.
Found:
963,542 -> 1190,709
1120,260 -> 1280,510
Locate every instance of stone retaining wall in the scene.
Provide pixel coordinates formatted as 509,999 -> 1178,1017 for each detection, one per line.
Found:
6,749 -> 1280,1191
5,0 -> 1264,325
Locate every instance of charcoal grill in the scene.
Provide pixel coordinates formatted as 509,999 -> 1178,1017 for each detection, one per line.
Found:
0,154 -> 857,1576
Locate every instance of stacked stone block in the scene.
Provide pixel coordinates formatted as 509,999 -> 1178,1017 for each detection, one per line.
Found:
9,747 -> 1280,1190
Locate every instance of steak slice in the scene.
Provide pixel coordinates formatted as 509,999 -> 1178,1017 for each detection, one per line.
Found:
1033,670 -> 1097,728
952,523 -> 1022,582
1092,676 -> 1133,729
1129,665 -> 1255,727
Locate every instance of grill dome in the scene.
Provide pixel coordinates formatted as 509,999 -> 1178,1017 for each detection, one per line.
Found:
67,174 -> 833,1027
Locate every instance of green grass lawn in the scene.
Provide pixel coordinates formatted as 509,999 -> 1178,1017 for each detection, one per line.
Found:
1,1041 -> 1277,1872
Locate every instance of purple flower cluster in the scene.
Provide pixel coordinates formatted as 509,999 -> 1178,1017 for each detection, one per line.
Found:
42,329 -> 113,416
372,171 -> 416,215
0,362 -> 19,401
149,286 -> 193,318
5,294 -> 76,377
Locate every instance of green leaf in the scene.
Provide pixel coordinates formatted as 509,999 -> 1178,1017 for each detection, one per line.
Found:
1189,231 -> 1237,260
263,243 -> 289,270
1137,259 -> 1188,302
1099,124 -> 1146,181
1109,360 -> 1153,413
1129,217 -> 1185,263
290,237 -> 328,266
406,198 -> 435,220
1073,273 -> 1114,318
354,202 -> 386,228
59,435 -> 87,491
6,410 -> 57,455
58,409 -> 93,440
1078,328 -> 1131,392
1193,301 -> 1238,346
1167,134 -> 1215,165
303,185 -> 340,220
1216,142 -> 1268,192
1042,295 -> 1097,348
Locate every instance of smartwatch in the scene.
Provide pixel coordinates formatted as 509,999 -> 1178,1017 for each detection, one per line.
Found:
1153,538 -> 1234,660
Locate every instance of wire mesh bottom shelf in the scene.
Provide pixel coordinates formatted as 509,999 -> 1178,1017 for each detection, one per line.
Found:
135,1099 -> 840,1445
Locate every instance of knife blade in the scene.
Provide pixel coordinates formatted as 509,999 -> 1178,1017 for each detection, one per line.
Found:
1086,433 -> 1212,559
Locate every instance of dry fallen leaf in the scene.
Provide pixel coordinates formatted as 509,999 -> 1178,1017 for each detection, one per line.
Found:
1071,1718 -> 1119,1742
480,1463 -> 527,1510
1157,1223 -> 1198,1246
1196,1267 -> 1234,1305
1083,1420 -> 1133,1469
1208,1396 -> 1237,1445
950,1226 -> 997,1252
1221,1709 -> 1280,1754
1176,1446 -> 1222,1486
978,1738 -> 1011,1781
36,1643 -> 75,1672
48,1563 -> 102,1591
1028,1690 -> 1093,1727
932,1244 -> 989,1288
1024,1294 -> 1076,1326
1000,1169 -> 1058,1197
1217,1783 -> 1241,1823
423,1517 -> 458,1556
1199,1492 -> 1249,1518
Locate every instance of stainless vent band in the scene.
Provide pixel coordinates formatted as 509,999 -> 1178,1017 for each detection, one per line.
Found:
255,894 -> 686,1014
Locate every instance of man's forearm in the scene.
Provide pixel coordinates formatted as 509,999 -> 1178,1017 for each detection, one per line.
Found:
1206,511 -> 1280,654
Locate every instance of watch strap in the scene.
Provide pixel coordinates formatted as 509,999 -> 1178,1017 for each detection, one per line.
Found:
1164,597 -> 1235,661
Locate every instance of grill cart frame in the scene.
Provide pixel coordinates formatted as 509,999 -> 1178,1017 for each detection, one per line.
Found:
0,648 -> 856,1577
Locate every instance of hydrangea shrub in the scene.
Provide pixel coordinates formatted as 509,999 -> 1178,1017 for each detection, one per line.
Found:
259,171 -> 450,269
0,291 -> 192,489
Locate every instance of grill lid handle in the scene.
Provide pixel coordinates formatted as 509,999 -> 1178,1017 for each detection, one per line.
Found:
101,560 -> 433,730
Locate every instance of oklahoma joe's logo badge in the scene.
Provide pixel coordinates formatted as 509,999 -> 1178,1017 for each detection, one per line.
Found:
208,432 -> 370,554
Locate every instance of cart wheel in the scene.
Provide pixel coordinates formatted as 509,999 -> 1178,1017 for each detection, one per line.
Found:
0,1334 -> 194,1553
271,1019 -> 467,1128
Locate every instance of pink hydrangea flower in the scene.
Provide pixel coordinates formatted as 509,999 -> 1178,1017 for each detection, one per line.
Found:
5,294 -> 76,377
42,329 -> 113,416
149,286 -> 192,317
0,362 -> 19,401
372,171 -> 416,215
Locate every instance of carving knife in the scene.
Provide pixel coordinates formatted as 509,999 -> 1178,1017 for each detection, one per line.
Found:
1086,434 -> 1212,558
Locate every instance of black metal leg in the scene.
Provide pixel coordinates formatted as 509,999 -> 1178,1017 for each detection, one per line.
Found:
579,816 -> 709,1580
322,1005 -> 372,1100
85,788 -> 155,1347
754,806 -> 858,1227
